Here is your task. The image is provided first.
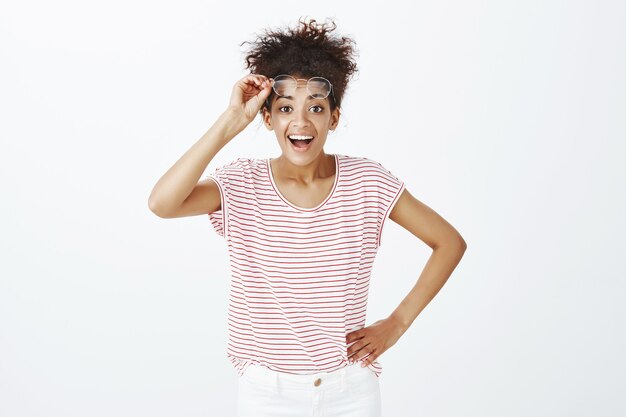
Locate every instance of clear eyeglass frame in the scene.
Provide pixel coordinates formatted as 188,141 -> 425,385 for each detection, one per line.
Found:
268,74 -> 337,106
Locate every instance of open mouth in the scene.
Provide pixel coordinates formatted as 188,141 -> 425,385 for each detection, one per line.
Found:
288,134 -> 314,151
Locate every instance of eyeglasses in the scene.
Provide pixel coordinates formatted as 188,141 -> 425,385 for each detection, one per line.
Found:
269,74 -> 336,104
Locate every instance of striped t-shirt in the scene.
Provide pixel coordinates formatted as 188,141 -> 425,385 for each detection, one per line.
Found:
206,153 -> 405,378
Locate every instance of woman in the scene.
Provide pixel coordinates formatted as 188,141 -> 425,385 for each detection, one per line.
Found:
149,17 -> 466,417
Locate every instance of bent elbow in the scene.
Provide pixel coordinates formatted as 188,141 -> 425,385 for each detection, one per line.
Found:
148,198 -> 169,218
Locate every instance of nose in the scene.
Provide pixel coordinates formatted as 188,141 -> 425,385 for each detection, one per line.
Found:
291,106 -> 311,128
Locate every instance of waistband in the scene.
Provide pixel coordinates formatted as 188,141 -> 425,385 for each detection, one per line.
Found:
240,362 -> 375,393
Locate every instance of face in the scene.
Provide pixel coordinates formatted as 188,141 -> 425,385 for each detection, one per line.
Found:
262,76 -> 340,165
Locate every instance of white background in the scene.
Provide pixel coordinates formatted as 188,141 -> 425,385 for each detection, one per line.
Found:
1,1 -> 625,416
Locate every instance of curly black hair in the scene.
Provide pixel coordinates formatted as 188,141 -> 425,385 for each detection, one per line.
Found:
239,17 -> 359,114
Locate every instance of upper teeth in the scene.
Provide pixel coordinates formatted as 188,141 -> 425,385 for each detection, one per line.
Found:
289,135 -> 314,140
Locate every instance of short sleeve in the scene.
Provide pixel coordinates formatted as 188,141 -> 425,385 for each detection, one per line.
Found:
205,158 -> 245,240
373,160 -> 405,248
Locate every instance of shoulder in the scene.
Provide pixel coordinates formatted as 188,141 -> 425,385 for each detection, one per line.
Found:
336,153 -> 378,171
338,154 -> 401,181
209,156 -> 265,177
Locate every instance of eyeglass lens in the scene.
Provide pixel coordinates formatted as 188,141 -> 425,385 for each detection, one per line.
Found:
272,76 -> 331,99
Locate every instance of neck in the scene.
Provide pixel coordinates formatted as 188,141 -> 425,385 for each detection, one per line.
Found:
272,152 -> 335,184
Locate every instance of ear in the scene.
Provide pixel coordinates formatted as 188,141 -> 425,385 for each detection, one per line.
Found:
329,107 -> 341,131
262,107 -> 273,131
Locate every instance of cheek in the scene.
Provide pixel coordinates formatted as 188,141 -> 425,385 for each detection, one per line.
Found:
271,121 -> 288,132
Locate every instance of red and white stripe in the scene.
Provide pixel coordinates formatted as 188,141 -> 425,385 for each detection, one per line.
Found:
206,154 -> 405,378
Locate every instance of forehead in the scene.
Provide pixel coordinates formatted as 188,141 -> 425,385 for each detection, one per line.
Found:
273,88 -> 328,103
275,94 -> 327,102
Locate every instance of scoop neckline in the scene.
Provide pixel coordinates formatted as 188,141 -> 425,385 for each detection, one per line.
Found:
266,154 -> 339,212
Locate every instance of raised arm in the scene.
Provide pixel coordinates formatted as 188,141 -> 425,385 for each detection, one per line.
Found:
148,74 -> 272,218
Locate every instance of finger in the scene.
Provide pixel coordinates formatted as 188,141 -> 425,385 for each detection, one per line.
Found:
243,75 -> 262,87
365,353 -> 378,367
347,345 -> 359,362
250,74 -> 266,87
346,342 -> 359,359
256,83 -> 272,105
364,347 -> 379,366
350,352 -> 365,364
363,344 -> 376,359
360,352 -> 372,366
248,76 -> 270,92
348,343 -> 369,363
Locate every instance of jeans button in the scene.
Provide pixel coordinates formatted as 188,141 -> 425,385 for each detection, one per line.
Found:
314,378 -> 322,387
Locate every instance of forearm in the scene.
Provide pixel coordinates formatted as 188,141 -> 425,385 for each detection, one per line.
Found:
148,109 -> 247,216
389,240 -> 467,335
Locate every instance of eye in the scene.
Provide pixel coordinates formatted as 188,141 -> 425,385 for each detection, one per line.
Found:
277,105 -> 325,113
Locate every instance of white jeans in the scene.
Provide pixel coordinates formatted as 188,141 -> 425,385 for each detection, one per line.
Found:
237,362 -> 382,417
